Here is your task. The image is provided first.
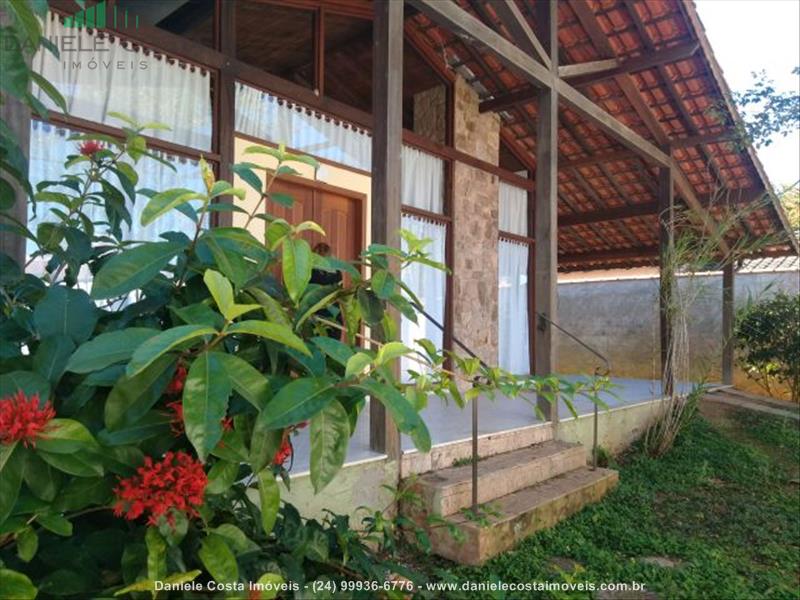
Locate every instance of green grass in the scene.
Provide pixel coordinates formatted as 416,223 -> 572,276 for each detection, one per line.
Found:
416,411 -> 800,599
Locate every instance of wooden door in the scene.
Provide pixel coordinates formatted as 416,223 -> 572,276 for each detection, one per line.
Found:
265,176 -> 364,262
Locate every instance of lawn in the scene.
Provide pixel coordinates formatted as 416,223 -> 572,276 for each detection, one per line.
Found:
416,408 -> 800,599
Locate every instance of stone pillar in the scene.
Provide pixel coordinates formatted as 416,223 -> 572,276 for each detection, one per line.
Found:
413,85 -> 446,144
451,77 -> 500,365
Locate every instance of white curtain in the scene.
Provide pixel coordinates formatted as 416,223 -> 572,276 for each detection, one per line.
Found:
400,215 -> 447,380
27,120 -> 203,263
236,83 -> 372,171
499,182 -> 528,236
401,146 -> 445,213
498,239 -> 530,375
33,12 -> 212,150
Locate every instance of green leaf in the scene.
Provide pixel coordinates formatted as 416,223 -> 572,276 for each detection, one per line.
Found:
355,379 -> 431,452
295,220 -> 325,235
252,573 -> 285,600
91,241 -> 185,299
37,513 -> 72,537
183,352 -> 231,461
0,371 -> 50,403
0,569 -> 37,600
35,419 -> 98,454
32,335 -> 74,384
23,453 -> 61,502
38,450 -> 103,478
231,163 -> 263,194
212,524 -> 260,555
16,527 -> 38,563
203,269 -> 259,321
249,427 -> 282,474
53,477 -> 112,512
146,527 -> 167,582
34,286 -> 97,344
199,534 -> 239,583
66,328 -> 159,373
247,288 -> 292,328
345,352 -> 372,379
209,181 -> 245,200
357,288 -> 384,325
375,341 -> 411,367
98,411 -> 172,446
216,353 -> 270,409
282,237 -> 312,302
228,320 -> 309,356
257,377 -> 335,429
126,325 -> 216,377
310,400 -> 350,493
0,446 -> 24,524
371,269 -> 396,300
106,355 -> 175,429
257,470 -> 280,536
206,460 -> 239,495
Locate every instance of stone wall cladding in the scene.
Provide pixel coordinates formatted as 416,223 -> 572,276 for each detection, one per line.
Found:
451,76 -> 501,365
413,85 -> 447,145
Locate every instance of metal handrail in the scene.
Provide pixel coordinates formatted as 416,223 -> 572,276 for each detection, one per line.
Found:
410,302 -> 611,512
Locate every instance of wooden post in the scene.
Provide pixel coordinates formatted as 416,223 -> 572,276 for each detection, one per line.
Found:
658,165 -> 675,396
0,7 -> 31,268
214,0 -> 236,227
369,0 -> 403,457
533,0 -> 558,422
722,262 -> 735,386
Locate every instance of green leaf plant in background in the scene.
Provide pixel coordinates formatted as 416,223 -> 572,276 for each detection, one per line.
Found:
0,10 -> 612,596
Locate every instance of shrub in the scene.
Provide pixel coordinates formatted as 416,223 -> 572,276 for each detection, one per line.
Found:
735,291 -> 800,402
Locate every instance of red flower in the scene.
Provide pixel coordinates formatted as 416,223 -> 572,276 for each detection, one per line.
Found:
272,433 -> 293,466
166,364 -> 188,396
78,140 -> 104,157
113,451 -> 207,526
0,391 -> 55,447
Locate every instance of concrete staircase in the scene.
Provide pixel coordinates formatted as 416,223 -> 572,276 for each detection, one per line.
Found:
403,433 -> 618,565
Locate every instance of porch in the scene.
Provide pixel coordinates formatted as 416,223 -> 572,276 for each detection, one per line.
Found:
287,375 -> 694,476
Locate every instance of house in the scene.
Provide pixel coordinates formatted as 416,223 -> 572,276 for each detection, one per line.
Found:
9,0 -> 798,564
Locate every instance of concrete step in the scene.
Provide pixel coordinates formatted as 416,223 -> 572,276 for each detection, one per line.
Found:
402,422 -> 553,476
425,466 -> 619,565
408,440 -> 586,517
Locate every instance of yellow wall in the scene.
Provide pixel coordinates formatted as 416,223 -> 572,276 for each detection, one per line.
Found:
232,136 -> 371,247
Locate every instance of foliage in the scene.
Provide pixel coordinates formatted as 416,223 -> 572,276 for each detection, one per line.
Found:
0,114 -> 613,598
778,184 -> 799,230
415,412 -> 800,599
0,0 -> 67,208
732,67 -> 800,148
735,291 -> 800,402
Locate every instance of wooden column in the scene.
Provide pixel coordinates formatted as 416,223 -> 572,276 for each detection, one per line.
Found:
369,0 -> 403,457
213,0 -> 236,227
658,165 -> 675,396
721,262 -> 735,386
0,7 -> 31,268
533,0 -> 559,422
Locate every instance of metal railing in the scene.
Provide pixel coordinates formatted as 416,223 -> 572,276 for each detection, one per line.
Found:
411,303 -> 611,512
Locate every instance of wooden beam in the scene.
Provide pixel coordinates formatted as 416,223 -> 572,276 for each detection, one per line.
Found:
564,41 -> 699,86
214,0 -> 236,227
369,0 -> 403,458
658,165 -> 675,396
558,58 -> 620,79
559,203 -> 657,227
559,246 -> 659,265
672,162 -> 731,254
313,8 -> 325,95
560,148 -> 639,169
479,84 -> 537,113
491,0 -> 551,68
670,130 -> 740,149
721,262 -> 735,386
533,0 -> 558,422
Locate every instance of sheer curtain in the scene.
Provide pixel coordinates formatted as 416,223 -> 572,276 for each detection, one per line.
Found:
401,146 -> 444,212
27,121 -> 204,262
498,182 -> 530,374
236,83 -> 372,171
33,12 -> 212,150
400,215 -> 447,379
